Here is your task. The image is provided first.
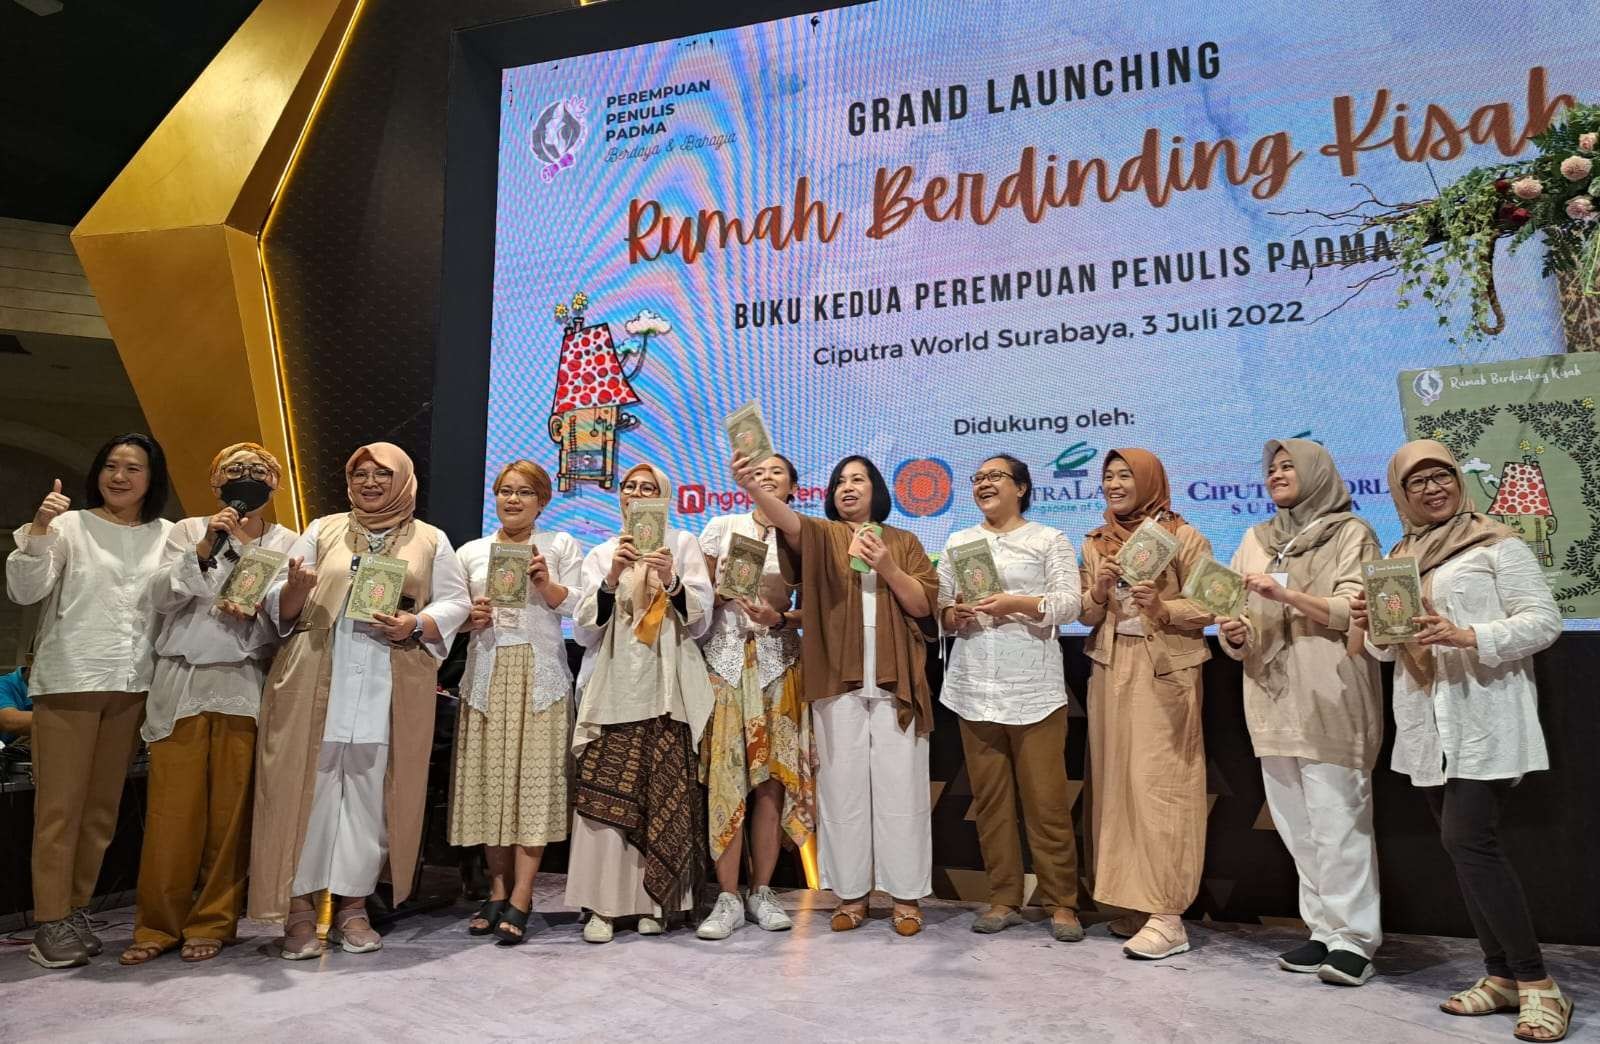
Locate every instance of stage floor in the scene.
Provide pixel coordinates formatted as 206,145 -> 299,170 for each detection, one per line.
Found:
3,879 -> 1595,1042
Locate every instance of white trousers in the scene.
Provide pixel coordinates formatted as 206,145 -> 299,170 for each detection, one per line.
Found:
292,741 -> 389,897
813,692 -> 932,901
1260,756 -> 1382,958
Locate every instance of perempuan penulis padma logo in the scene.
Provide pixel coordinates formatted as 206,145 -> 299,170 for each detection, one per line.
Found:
531,96 -> 587,183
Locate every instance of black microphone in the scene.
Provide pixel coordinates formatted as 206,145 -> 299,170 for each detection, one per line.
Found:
206,499 -> 250,567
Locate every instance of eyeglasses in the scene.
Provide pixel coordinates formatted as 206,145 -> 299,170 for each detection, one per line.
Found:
222,463 -> 273,481
1403,468 -> 1458,495
351,467 -> 395,484
496,487 -> 542,501
970,469 -> 1014,485
620,480 -> 659,495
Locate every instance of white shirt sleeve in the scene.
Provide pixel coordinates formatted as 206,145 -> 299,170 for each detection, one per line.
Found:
572,543 -> 614,648
419,533 -> 472,658
264,519 -> 322,636
548,532 -> 583,618
1475,539 -> 1562,668
152,519 -> 219,616
698,515 -> 726,560
935,536 -> 957,611
6,520 -> 66,606
1039,529 -> 1083,628
676,530 -> 715,640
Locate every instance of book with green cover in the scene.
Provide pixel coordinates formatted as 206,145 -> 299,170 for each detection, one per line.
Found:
487,543 -> 532,609
848,522 -> 882,573
717,532 -> 769,601
1364,557 -> 1424,645
345,553 -> 408,622
724,400 -> 774,465
1117,517 -> 1180,584
949,538 -> 1004,602
624,497 -> 668,553
1181,556 -> 1245,618
216,546 -> 287,615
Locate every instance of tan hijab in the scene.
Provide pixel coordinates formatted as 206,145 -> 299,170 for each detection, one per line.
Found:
345,442 -> 418,532
1085,448 -> 1185,554
1386,439 -> 1516,684
617,462 -> 673,641
1249,439 -> 1375,686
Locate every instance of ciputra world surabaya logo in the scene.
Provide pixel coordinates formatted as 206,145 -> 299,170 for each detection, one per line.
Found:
531,96 -> 587,183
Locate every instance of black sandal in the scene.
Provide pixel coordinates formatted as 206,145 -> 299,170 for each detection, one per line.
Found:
494,903 -> 531,946
469,899 -> 507,936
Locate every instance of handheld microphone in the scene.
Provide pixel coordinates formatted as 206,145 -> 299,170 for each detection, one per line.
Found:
211,498 -> 250,562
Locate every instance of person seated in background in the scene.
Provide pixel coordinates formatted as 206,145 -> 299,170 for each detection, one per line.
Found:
0,664 -> 33,745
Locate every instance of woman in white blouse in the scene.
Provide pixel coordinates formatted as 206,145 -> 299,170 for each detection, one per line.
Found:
249,442 -> 471,959
566,462 -> 714,944
6,433 -> 173,970
938,454 -> 1083,942
120,442 -> 299,966
1352,440 -> 1568,1042
694,453 -> 813,941
449,459 -> 581,946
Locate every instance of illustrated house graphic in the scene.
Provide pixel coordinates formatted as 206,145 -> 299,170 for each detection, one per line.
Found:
1483,457 -> 1557,567
548,295 -> 641,492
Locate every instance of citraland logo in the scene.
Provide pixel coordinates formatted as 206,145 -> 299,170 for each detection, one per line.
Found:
1052,441 -> 1097,479
894,458 -> 953,517
531,96 -> 587,183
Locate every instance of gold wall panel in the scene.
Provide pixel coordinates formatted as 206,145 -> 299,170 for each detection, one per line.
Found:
71,0 -> 364,525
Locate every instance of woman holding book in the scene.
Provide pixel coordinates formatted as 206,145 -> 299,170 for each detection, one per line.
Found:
566,462 -> 714,944
1351,440 -> 1567,1040
7,433 -> 172,970
938,454 -> 1083,940
119,443 -> 299,966
1215,439 -> 1384,986
449,460 -> 581,945
1077,447 -> 1212,960
732,451 -> 939,937
250,442 -> 471,959
694,453 -> 814,941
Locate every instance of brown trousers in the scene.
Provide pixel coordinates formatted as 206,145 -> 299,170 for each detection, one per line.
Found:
31,690 -> 146,922
958,707 -> 1079,911
133,712 -> 257,948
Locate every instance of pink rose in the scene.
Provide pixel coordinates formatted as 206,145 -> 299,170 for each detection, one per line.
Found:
1561,155 -> 1594,182
1512,176 -> 1543,199
1580,132 -> 1598,151
1567,196 -> 1595,221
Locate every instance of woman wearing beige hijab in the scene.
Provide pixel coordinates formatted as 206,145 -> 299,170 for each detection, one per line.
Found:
565,462 -> 715,943
1352,440 -> 1567,1042
1217,439 -> 1383,986
1077,448 -> 1212,960
250,442 -> 471,959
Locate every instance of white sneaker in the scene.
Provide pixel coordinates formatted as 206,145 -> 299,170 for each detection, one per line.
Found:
696,893 -> 744,940
746,886 -> 793,931
583,914 -> 614,944
636,915 -> 666,936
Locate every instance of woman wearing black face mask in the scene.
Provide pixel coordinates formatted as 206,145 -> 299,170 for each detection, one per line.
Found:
120,443 -> 299,965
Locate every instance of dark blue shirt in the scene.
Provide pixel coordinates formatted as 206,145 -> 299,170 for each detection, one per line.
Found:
0,669 -> 31,744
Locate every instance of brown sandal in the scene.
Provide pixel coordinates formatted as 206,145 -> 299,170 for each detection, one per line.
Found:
118,942 -> 167,966
830,901 -> 868,932
891,906 -> 924,937
180,938 -> 223,963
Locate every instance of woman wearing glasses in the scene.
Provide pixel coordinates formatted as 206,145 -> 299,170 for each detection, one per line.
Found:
449,460 -> 581,945
566,462 -> 714,943
938,455 -> 1083,940
120,443 -> 299,966
1077,448 -> 1212,960
1352,441 -> 1568,1041
732,451 -> 939,937
249,442 -> 471,959
1215,439 -> 1383,986
7,433 -> 172,970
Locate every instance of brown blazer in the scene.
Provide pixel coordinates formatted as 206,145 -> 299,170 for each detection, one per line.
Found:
1078,524 -> 1213,676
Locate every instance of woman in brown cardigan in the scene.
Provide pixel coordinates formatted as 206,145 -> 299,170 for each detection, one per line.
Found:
250,443 -> 471,959
732,451 -> 939,936
1078,448 -> 1212,960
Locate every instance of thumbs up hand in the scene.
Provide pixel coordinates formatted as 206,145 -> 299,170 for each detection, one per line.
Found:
31,480 -> 70,535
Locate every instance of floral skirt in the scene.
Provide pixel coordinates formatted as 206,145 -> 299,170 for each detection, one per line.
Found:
699,642 -> 815,859
448,645 -> 569,847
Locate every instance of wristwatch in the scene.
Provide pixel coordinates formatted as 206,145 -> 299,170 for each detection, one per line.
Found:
409,616 -> 424,642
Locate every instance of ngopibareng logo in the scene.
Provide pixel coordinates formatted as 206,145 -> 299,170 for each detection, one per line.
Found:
894,458 -> 953,517
531,96 -> 587,183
